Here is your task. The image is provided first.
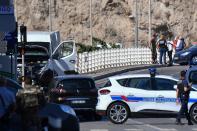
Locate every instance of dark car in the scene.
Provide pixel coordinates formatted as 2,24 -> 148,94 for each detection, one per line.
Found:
49,75 -> 101,120
173,45 -> 197,65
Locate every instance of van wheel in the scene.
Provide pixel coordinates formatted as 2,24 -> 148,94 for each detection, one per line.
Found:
190,104 -> 197,124
107,102 -> 129,124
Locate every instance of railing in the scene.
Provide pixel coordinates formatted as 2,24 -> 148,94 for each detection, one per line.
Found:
76,48 -> 152,73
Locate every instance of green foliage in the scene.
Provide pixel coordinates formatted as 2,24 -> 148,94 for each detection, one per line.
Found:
93,37 -> 107,48
76,43 -> 100,53
76,37 -> 121,53
153,23 -> 174,39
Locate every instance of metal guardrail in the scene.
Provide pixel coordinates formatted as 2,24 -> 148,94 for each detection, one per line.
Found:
76,48 -> 152,73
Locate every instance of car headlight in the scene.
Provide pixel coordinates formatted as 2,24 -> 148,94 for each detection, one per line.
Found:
181,52 -> 191,56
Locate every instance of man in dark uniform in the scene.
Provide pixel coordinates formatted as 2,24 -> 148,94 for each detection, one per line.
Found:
150,33 -> 157,64
176,70 -> 193,125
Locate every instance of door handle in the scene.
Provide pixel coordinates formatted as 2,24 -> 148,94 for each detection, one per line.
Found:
69,60 -> 76,64
157,95 -> 164,98
128,94 -> 134,97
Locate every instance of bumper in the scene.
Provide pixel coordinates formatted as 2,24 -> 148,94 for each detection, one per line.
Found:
173,56 -> 190,64
96,110 -> 106,116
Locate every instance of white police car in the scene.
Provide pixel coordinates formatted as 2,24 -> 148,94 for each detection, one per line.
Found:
96,74 -> 197,124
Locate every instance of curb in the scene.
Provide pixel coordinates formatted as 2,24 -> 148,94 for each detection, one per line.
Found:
92,64 -> 164,80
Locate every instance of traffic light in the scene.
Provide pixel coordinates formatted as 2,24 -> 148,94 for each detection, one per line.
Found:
6,22 -> 18,54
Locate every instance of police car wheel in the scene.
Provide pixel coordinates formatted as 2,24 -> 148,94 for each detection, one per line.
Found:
190,104 -> 197,124
107,102 -> 129,124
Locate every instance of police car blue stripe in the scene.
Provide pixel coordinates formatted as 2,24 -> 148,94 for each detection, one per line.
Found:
111,95 -> 197,103
111,96 -> 122,101
189,99 -> 197,103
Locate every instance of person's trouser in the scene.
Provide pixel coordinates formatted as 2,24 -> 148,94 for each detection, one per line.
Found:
167,51 -> 173,65
159,48 -> 167,64
176,99 -> 191,123
151,49 -> 157,64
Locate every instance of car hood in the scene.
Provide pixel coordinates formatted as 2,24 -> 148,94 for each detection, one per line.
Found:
175,46 -> 197,56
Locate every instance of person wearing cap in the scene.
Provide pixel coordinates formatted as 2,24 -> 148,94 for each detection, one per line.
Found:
150,33 -> 158,64
176,70 -> 193,125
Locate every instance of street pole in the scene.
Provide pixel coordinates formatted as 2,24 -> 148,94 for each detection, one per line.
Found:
49,0 -> 52,32
20,25 -> 27,88
148,0 -> 152,45
89,0 -> 93,46
135,0 -> 138,48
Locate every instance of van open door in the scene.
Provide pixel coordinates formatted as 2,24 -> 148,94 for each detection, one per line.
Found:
48,40 -> 77,75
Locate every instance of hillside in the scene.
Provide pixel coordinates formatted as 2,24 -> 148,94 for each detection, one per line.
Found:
15,0 -> 197,47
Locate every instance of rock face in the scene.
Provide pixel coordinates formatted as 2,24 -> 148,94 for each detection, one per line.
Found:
15,0 -> 197,47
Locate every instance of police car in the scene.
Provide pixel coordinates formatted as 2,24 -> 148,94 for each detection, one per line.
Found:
96,70 -> 197,124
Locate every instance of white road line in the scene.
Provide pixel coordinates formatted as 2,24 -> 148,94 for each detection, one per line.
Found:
129,119 -> 177,131
192,129 -> 197,131
124,129 -> 143,131
90,129 -> 109,131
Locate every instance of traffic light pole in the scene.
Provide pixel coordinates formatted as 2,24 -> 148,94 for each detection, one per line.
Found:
20,24 -> 27,88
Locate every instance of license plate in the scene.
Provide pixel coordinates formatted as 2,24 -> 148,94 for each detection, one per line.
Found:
71,100 -> 86,104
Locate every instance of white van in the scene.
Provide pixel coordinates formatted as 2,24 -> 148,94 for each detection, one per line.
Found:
18,31 -> 77,81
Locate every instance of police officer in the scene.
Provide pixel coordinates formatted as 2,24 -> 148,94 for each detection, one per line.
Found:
176,70 -> 193,125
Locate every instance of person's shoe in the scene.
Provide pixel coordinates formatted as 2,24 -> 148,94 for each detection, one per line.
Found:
188,121 -> 193,125
175,120 -> 184,125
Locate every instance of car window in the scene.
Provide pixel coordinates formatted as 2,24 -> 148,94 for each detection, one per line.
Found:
59,78 -> 95,90
156,78 -> 177,90
127,78 -> 151,90
103,79 -> 112,87
189,71 -> 197,84
117,78 -> 128,87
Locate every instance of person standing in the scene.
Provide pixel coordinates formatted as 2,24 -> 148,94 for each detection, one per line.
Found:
175,37 -> 185,53
173,36 -> 179,50
157,35 -> 168,65
167,40 -> 173,66
176,70 -> 193,125
150,33 -> 158,64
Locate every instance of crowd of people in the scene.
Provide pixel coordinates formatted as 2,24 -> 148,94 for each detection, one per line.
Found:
150,33 -> 186,66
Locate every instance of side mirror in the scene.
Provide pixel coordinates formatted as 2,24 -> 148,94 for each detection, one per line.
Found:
173,85 -> 177,90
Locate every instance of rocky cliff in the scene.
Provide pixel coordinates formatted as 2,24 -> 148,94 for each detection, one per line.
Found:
15,0 -> 197,47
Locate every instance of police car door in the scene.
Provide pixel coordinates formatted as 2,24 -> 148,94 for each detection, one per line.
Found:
154,78 -> 179,112
123,77 -> 156,112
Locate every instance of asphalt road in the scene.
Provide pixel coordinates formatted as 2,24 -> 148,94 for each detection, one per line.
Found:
80,65 -> 196,131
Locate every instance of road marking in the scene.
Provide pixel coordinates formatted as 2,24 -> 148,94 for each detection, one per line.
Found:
129,119 -> 177,131
90,129 -> 108,131
124,129 -> 143,131
192,129 -> 197,131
